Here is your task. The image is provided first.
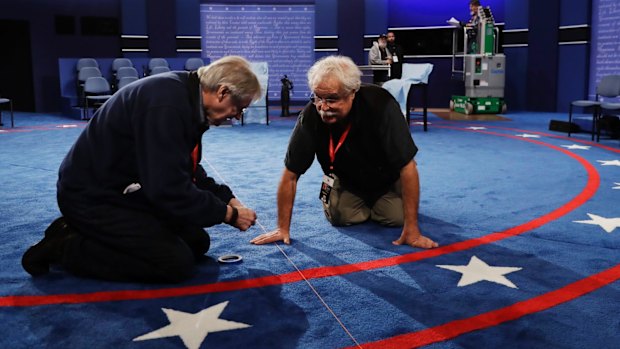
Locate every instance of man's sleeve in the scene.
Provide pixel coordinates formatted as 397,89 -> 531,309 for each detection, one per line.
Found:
284,111 -> 316,175
194,164 -> 235,204
378,96 -> 418,170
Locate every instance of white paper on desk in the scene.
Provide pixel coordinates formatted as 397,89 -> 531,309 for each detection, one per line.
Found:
447,17 -> 460,26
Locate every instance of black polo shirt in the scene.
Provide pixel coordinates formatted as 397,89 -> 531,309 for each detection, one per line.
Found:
285,84 -> 417,205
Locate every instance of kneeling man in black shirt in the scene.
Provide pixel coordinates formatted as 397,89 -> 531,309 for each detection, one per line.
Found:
251,55 -> 437,249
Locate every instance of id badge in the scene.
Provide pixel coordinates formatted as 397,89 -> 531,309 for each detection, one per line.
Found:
392,55 -> 399,63
319,174 -> 335,204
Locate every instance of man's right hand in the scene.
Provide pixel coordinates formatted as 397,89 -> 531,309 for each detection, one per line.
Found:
229,206 -> 257,231
250,229 -> 290,245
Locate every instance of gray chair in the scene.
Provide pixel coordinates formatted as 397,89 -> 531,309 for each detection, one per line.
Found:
116,66 -> 139,80
76,67 -> 103,107
76,58 -> 99,72
599,101 -> 620,144
148,58 -> 169,75
184,58 -> 205,71
568,75 -> 620,141
150,66 -> 170,75
112,58 -> 133,73
83,77 -> 112,120
0,97 -> 13,128
114,67 -> 139,91
117,76 -> 138,90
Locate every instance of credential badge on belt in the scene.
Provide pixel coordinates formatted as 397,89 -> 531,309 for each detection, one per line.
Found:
319,173 -> 335,204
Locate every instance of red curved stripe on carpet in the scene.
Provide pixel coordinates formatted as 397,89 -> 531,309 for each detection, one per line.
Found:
0,131 -> 600,308
347,262 -> 620,349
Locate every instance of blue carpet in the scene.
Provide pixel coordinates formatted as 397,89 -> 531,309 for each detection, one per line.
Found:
0,111 -> 619,348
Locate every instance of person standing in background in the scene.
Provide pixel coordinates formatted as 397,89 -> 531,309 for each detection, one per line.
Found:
368,34 -> 392,85
281,75 -> 294,116
386,31 -> 404,80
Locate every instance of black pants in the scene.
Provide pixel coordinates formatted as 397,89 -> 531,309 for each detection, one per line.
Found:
57,195 -> 210,283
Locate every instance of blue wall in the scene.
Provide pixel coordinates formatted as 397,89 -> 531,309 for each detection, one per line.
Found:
0,0 -> 595,113
0,0 -> 121,112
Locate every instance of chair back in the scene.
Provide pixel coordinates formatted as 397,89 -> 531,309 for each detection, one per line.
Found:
78,67 -> 102,83
76,58 -> 99,72
117,76 -> 139,90
84,77 -> 111,95
148,58 -> 169,70
116,67 -> 139,79
150,66 -> 171,75
185,58 -> 205,71
596,75 -> 620,98
112,58 -> 133,72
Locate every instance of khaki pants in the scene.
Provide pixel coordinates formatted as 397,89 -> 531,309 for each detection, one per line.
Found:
322,175 -> 403,227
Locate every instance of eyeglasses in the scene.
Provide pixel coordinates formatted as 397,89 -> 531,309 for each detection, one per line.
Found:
310,94 -> 343,108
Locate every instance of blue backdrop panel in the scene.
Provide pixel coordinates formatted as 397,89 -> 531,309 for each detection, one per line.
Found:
176,0 -> 201,35
504,47 -> 528,111
589,0 -> 620,101
365,0 -> 387,34
121,0 -> 148,34
526,0 -> 560,112
560,0 -> 590,26
200,4 -> 314,101
314,0 -> 337,36
557,44 -> 590,112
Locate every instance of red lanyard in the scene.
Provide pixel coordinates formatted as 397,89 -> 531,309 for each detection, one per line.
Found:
328,123 -> 352,170
191,144 -> 200,173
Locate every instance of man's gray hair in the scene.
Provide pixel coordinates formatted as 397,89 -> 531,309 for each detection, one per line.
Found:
197,56 -> 261,103
307,55 -> 362,93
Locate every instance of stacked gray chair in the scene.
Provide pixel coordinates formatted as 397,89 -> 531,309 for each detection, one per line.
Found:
76,58 -> 99,73
117,76 -> 139,90
148,58 -> 169,75
185,58 -> 205,71
83,77 -> 112,120
569,75 -> 620,141
150,66 -> 171,75
598,76 -> 620,143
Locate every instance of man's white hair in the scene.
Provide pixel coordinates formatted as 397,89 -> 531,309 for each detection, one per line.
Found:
197,56 -> 261,103
307,55 -> 362,93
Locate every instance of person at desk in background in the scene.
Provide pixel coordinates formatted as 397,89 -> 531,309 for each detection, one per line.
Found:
368,34 -> 392,85
250,55 -> 438,250
386,31 -> 404,80
22,56 -> 261,283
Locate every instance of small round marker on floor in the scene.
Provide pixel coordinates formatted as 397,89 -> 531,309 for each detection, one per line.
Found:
218,254 -> 243,263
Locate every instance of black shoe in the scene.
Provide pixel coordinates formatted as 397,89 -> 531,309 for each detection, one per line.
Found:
22,217 -> 74,276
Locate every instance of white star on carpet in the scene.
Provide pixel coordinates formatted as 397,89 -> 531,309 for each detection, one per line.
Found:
436,255 -> 523,288
466,126 -> 487,130
597,160 -> 620,167
573,213 -> 620,233
613,182 -> 620,189
561,144 -> 591,150
133,301 -> 251,349
412,121 -> 431,125
515,133 -> 540,138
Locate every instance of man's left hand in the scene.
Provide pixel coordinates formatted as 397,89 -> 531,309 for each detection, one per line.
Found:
392,225 -> 438,249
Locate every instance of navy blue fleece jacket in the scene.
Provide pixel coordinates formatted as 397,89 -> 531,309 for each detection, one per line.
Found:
57,71 -> 233,227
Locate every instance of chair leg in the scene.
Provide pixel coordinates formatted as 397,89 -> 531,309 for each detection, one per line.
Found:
568,104 -> 573,137
10,100 -> 13,128
591,107 -> 595,141
596,107 -> 601,143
